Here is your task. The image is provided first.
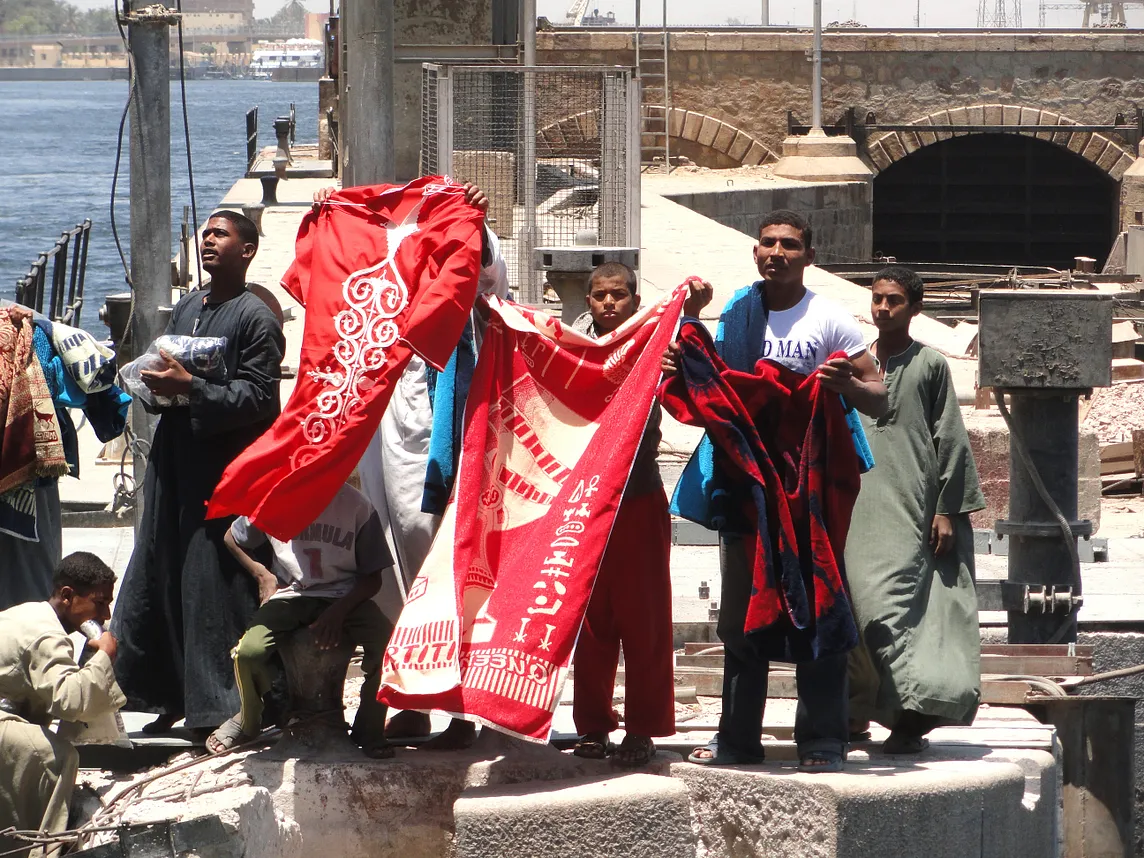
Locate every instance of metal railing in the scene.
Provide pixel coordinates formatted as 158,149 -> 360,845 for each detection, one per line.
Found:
15,220 -> 92,327
246,106 -> 259,171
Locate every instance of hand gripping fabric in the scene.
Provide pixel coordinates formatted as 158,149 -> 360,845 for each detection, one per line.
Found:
659,321 -> 860,662
207,176 -> 486,539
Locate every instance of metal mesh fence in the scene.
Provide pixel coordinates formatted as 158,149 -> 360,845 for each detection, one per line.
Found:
422,64 -> 639,304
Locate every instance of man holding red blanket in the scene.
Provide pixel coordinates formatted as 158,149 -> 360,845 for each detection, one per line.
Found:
662,210 -> 887,772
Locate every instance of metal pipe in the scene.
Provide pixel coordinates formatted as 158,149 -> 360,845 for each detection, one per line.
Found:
343,0 -> 394,185
811,0 -> 823,132
761,0 -> 769,25
127,0 -> 173,530
520,0 -> 539,303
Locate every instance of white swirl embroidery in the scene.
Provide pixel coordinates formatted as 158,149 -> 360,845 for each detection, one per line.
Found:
291,194 -> 431,468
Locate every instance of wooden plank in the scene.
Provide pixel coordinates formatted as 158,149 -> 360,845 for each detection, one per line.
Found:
676,654 -> 725,669
981,644 -> 1094,658
980,654 -> 1092,676
1101,441 -> 1135,476
981,679 -> 1050,705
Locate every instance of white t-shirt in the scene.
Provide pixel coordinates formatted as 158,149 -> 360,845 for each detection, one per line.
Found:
760,289 -> 866,375
230,484 -> 393,602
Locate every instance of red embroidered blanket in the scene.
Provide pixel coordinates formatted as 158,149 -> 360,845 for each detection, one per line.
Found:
378,287 -> 686,741
207,177 -> 485,539
659,321 -> 860,661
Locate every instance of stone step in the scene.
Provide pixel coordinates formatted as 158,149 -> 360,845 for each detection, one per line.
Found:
453,773 -> 694,858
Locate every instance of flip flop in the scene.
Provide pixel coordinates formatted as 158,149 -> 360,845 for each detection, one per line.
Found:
798,749 -> 844,773
205,716 -> 258,754
572,735 -> 616,760
614,734 -> 656,768
687,738 -> 765,767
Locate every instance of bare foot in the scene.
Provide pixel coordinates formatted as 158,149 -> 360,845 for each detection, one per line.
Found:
422,718 -> 476,750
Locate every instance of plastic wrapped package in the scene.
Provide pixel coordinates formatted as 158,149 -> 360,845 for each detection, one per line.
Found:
119,335 -> 228,408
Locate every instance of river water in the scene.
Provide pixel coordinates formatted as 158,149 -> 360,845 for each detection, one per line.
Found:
0,79 -> 319,334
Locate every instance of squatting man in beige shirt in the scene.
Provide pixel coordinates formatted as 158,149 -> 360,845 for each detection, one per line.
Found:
0,552 -> 125,858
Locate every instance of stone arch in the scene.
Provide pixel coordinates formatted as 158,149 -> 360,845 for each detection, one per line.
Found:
866,104 -> 1136,181
537,108 -> 776,166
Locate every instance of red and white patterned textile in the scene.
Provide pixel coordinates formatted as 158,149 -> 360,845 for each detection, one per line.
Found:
207,176 -> 485,540
378,286 -> 687,742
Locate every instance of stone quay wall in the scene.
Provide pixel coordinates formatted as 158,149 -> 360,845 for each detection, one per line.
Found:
537,29 -> 1144,171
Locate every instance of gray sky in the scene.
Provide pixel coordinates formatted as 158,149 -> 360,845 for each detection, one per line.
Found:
62,0 -> 1131,30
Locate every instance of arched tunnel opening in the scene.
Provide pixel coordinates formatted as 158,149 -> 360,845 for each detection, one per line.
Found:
872,134 -> 1118,270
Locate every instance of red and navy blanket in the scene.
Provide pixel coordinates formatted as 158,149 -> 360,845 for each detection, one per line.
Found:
659,321 -> 860,661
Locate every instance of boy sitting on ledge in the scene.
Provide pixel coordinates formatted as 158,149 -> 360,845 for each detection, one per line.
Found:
206,481 -> 395,758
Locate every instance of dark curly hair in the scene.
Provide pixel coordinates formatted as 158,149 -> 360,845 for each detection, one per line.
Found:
873,265 -> 925,305
758,210 -> 813,249
53,552 -> 116,594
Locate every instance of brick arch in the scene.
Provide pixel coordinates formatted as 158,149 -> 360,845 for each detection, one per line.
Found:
866,104 -> 1136,181
537,108 -> 776,165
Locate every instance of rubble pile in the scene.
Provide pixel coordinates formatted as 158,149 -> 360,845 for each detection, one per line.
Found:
1082,380 -> 1144,444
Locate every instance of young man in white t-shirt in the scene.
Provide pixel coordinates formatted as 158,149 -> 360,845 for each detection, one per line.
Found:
664,210 -> 888,772
205,483 -> 396,758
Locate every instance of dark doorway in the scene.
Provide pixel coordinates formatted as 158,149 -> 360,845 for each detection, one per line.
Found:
873,133 -> 1118,269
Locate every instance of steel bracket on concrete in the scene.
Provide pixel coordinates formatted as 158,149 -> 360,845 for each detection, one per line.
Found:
977,580 -> 1083,615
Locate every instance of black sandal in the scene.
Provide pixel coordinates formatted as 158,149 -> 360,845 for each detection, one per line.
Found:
573,732 -> 616,759
798,749 -> 844,773
614,734 -> 656,768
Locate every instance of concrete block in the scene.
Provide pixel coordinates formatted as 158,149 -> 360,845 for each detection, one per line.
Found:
1068,131 -> 1094,156
727,132 -> 753,162
1110,152 -> 1135,182
453,774 -> 695,858
881,132 -> 906,163
668,107 -> 686,138
712,122 -> 737,154
974,528 -> 993,555
681,111 -> 704,142
671,33 -> 707,51
1097,139 -> 1126,174
1002,105 -> 1022,126
742,141 -> 768,167
697,115 -> 721,148
983,104 -> 1004,126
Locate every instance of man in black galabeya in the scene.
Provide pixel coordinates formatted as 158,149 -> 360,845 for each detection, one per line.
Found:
112,210 -> 285,735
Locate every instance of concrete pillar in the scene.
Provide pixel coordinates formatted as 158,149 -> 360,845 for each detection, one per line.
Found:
1005,394 -> 1082,643
343,0 -> 395,186
127,1 -> 176,529
772,132 -> 874,260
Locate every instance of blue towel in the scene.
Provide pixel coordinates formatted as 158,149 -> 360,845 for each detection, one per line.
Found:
422,321 -> 477,514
